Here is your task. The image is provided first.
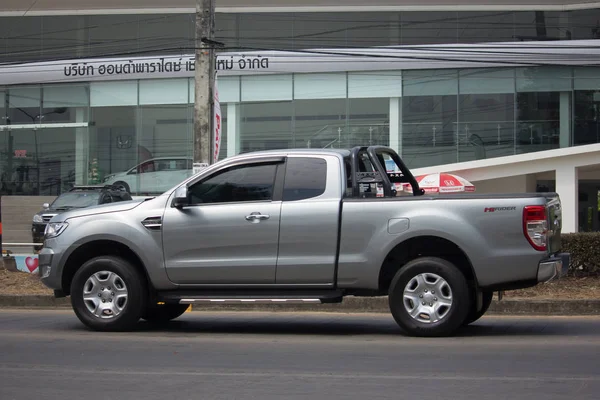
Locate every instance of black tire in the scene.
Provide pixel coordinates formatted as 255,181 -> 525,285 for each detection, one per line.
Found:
70,256 -> 147,332
142,303 -> 189,324
464,290 -> 493,325
388,257 -> 471,337
113,181 -> 130,193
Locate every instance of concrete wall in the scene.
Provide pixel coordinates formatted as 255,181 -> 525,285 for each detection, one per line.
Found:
1,196 -> 56,254
471,174 -> 538,194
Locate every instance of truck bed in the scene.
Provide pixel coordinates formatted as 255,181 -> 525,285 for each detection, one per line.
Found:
337,190 -> 561,291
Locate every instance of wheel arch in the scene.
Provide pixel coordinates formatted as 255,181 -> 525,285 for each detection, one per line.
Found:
378,235 -> 478,295
61,239 -> 151,297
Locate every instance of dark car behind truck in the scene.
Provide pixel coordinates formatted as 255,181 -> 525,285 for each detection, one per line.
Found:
32,185 -> 132,249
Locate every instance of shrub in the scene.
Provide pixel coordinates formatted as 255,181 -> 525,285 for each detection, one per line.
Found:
561,233 -> 600,277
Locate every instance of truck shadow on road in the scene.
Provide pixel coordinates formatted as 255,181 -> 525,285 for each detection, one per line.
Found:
107,314 -> 599,338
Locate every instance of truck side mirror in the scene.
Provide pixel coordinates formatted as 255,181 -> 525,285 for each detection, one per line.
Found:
172,186 -> 190,209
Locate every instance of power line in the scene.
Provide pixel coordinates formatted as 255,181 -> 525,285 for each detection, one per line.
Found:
2,9 -> 600,62
3,34 -> 600,63
3,39 -> 600,67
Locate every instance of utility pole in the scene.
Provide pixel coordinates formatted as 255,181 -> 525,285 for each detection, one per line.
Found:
194,0 -> 216,166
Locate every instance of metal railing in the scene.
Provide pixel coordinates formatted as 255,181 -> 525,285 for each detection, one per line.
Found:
2,243 -> 43,258
306,123 -> 389,149
403,120 -> 561,148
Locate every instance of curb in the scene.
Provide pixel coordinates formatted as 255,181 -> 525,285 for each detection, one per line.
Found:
1,295 -> 599,315
0,295 -> 72,308
488,299 -> 600,315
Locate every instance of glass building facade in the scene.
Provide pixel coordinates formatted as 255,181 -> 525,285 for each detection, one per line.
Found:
1,11 -> 599,64
1,10 -> 600,196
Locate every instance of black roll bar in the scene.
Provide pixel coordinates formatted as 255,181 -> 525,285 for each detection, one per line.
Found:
349,145 -> 424,197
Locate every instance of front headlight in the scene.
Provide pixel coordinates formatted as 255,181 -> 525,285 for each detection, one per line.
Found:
33,214 -> 43,223
44,222 -> 69,238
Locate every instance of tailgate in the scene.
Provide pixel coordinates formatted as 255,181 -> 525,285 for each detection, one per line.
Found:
545,193 -> 563,254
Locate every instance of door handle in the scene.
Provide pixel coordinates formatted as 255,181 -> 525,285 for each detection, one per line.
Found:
245,212 -> 270,222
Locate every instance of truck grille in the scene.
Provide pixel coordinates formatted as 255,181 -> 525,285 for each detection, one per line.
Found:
42,214 -> 57,223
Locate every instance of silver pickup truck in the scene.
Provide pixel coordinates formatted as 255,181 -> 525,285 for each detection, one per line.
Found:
38,146 -> 569,337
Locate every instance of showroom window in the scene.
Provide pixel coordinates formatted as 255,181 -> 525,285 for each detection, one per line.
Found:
0,84 -> 90,196
402,69 -> 459,168
240,101 -> 293,153
574,67 -> 600,146
458,68 -> 515,162
90,79 -> 195,195
516,66 -> 571,154
348,71 -> 399,150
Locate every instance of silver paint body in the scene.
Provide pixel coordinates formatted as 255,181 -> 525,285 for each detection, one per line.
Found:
39,149 -> 561,294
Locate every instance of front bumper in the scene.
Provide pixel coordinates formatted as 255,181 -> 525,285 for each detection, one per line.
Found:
537,252 -> 570,283
38,247 -> 61,291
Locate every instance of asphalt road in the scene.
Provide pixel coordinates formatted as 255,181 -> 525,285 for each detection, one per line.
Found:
0,310 -> 599,400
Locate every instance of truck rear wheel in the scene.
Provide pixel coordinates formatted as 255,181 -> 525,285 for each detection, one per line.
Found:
388,257 -> 471,337
70,256 -> 147,332
142,303 -> 189,324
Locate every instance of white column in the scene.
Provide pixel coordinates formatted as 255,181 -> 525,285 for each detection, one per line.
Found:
389,97 -> 402,156
555,164 -> 578,233
560,92 -> 571,148
227,103 -> 240,157
75,107 -> 88,185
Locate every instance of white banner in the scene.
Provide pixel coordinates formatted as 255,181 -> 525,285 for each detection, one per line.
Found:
213,78 -> 222,163
0,40 -> 600,86
192,162 -> 209,175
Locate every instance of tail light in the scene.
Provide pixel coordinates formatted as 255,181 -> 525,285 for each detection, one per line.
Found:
523,205 -> 548,251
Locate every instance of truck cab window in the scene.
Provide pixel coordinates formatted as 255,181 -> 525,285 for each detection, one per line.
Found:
283,157 -> 327,201
188,163 -> 277,204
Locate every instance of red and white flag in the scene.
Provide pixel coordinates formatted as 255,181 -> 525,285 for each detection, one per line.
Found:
213,78 -> 222,162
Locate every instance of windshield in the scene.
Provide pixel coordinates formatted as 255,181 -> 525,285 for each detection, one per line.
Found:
50,192 -> 101,210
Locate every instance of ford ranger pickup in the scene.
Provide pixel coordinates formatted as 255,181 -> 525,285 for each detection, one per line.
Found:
38,146 -> 569,337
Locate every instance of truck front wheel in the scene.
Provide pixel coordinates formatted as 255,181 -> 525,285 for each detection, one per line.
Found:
388,257 -> 471,337
70,256 -> 147,332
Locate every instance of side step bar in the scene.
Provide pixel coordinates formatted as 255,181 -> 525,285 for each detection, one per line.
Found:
157,290 -> 344,305
179,298 -> 325,305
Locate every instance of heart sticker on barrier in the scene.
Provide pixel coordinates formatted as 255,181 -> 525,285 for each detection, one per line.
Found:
25,257 -> 39,273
